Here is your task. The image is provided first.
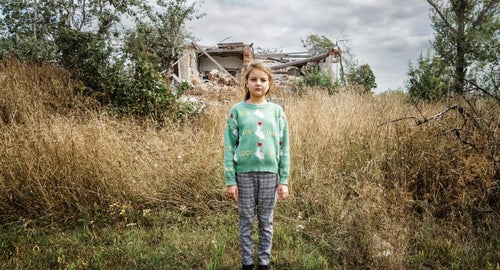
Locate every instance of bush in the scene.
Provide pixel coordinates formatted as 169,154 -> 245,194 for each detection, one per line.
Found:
0,36 -> 58,63
113,62 -> 199,122
54,30 -> 197,122
56,29 -> 120,104
294,66 -> 338,95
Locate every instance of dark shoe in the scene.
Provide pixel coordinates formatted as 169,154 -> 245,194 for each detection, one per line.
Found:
258,265 -> 269,270
242,264 -> 254,270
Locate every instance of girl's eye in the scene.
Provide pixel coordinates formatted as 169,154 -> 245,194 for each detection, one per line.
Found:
249,77 -> 268,83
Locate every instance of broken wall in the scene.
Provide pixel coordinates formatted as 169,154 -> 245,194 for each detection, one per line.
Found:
318,55 -> 340,82
178,47 -> 200,84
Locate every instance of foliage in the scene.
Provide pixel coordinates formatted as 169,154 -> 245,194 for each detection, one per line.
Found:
0,0 -> 58,61
407,51 -> 454,102
348,63 -> 377,92
294,66 -> 338,95
55,29 -> 117,102
124,0 -> 204,76
0,36 -> 57,63
0,0 -> 141,61
301,34 -> 335,55
57,32 -> 198,121
425,0 -> 499,95
114,61 -> 194,121
0,0 -> 204,122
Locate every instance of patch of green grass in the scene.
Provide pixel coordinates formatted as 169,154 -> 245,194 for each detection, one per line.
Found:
1,206 -> 498,269
1,210 -> 241,269
403,219 -> 499,270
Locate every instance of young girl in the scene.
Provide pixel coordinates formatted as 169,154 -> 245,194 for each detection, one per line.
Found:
224,60 -> 290,270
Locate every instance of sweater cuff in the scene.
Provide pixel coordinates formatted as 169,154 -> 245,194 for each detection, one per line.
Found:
226,179 -> 237,186
279,177 -> 288,185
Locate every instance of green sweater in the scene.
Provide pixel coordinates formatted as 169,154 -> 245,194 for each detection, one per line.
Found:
224,101 -> 290,186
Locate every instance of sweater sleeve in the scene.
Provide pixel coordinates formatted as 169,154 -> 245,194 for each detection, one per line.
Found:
223,108 -> 239,186
278,109 -> 290,185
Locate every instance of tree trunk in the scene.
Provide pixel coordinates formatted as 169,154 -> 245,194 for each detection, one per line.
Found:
33,0 -> 38,40
454,0 -> 467,95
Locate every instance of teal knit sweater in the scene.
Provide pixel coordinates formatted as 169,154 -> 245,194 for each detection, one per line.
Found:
224,101 -> 290,186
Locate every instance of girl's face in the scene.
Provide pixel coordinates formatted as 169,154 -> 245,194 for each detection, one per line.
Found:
246,68 -> 270,100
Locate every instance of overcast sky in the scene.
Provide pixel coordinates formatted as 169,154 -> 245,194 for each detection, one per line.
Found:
186,0 -> 435,93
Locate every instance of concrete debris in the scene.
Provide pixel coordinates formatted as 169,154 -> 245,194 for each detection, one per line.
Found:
207,69 -> 237,86
371,234 -> 393,258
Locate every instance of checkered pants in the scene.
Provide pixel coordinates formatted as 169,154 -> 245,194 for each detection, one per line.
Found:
236,172 -> 278,266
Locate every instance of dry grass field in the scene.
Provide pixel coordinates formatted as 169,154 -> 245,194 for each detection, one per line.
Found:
1,60 -> 498,269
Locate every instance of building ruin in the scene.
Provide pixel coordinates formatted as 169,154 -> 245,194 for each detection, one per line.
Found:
174,42 -> 341,88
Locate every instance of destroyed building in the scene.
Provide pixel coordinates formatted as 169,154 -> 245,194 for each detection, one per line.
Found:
174,42 -> 341,87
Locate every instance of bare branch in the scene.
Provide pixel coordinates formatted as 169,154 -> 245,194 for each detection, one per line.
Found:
444,128 -> 477,150
377,116 -> 422,127
465,77 -> 500,103
426,0 -> 458,34
378,104 -> 472,127
415,105 -> 460,126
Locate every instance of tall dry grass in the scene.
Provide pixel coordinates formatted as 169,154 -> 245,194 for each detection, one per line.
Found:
284,89 -> 499,267
0,60 -> 225,222
0,60 -> 498,268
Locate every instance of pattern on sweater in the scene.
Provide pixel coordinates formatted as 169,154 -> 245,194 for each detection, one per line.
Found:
224,101 -> 290,186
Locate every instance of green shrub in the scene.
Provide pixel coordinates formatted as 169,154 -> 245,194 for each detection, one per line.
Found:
0,37 -> 58,63
295,66 -> 338,95
55,30 -> 197,122
113,62 -> 199,122
56,29 -> 119,103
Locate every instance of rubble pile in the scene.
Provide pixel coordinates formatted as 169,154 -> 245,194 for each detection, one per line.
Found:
187,69 -> 240,102
206,69 -> 237,86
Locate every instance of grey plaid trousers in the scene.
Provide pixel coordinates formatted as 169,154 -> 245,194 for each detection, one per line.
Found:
236,172 -> 278,266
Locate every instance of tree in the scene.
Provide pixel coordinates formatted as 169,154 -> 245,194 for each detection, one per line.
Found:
124,0 -> 204,77
407,51 -> 454,102
0,0 -> 143,61
301,34 -> 335,55
0,0 -> 205,120
426,0 -> 499,95
348,64 -> 377,93
0,0 -> 59,61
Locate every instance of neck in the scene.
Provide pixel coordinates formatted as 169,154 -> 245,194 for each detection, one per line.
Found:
246,97 -> 267,105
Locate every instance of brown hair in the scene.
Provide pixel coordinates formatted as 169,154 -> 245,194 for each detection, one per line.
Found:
242,60 -> 274,101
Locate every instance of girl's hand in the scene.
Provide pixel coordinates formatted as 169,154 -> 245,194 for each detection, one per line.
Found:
226,185 -> 238,202
277,184 -> 289,201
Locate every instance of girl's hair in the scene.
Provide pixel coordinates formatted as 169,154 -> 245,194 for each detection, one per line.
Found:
242,60 -> 274,101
